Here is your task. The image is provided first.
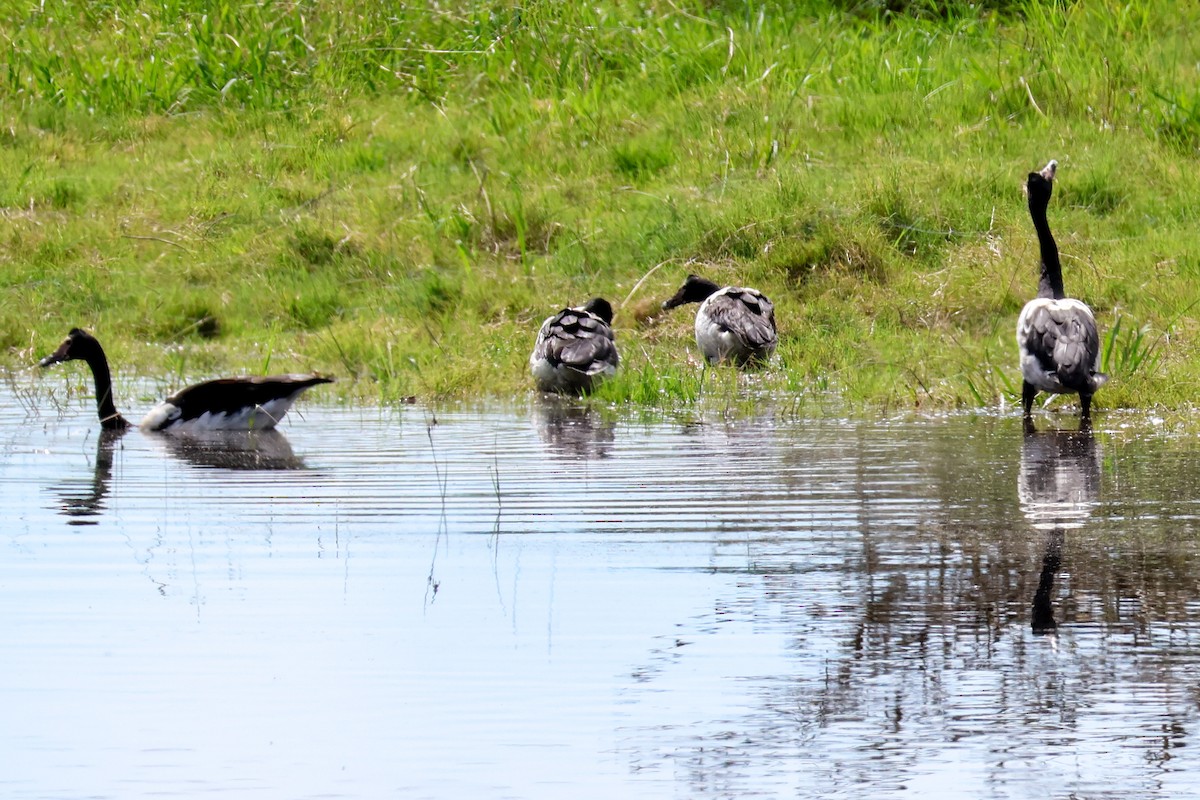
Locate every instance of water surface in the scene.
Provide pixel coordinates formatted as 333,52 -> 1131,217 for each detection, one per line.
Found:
3,386 -> 1200,798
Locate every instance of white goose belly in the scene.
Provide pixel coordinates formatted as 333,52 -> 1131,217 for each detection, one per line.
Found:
694,316 -> 743,363
140,397 -> 299,432
530,358 -> 602,393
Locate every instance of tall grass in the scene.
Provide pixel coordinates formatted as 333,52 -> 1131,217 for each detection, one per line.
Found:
2,1 -> 1192,144
4,1 -> 1200,411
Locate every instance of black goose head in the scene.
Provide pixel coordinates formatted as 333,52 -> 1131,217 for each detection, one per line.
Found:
661,275 -> 721,310
39,328 -> 129,430
1026,159 -> 1057,212
581,297 -> 615,326
39,328 -> 103,367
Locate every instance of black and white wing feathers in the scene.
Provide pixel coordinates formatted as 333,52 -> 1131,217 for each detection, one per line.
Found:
708,289 -> 777,349
696,288 -> 777,366
1018,299 -> 1106,394
530,307 -> 619,393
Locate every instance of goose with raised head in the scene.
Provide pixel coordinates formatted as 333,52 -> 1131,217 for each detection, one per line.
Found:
661,274 -> 777,367
1017,160 -> 1107,424
39,328 -> 333,432
529,298 -> 619,394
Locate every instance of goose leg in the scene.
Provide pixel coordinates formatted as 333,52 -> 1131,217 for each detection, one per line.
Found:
1080,392 -> 1093,424
1022,381 -> 1037,419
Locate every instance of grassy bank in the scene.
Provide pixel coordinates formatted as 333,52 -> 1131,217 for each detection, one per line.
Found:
2,0 -> 1199,414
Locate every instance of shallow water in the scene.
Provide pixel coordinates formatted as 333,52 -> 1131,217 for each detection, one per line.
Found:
4,385 -> 1200,799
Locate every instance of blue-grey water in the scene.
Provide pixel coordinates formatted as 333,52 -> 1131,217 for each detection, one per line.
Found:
3,382 -> 1200,799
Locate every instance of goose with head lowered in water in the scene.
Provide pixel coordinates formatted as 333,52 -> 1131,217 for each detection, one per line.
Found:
529,298 -> 619,394
661,274 -> 777,368
39,328 -> 333,432
1016,160 -> 1107,425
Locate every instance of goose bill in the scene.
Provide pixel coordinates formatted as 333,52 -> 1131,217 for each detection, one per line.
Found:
38,340 -> 72,367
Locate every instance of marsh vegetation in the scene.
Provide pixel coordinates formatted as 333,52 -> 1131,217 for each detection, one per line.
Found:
2,1 -> 1198,412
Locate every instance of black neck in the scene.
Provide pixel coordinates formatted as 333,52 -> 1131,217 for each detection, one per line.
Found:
1031,202 -> 1064,300
691,277 -> 720,302
85,350 -> 128,430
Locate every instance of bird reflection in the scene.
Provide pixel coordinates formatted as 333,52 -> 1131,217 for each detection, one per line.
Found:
51,428 -> 126,525
154,429 -> 306,470
1019,420 -> 1100,531
1020,420 -> 1100,635
532,397 -> 615,459
1031,528 -> 1064,635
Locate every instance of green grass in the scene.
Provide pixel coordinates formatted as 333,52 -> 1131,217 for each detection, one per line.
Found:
3,0 -> 1200,415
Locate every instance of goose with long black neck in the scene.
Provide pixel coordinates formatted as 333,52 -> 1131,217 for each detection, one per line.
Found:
39,328 -> 333,432
661,274 -> 777,368
1017,160 -> 1107,424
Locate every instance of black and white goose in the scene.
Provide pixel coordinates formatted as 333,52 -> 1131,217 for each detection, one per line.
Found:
529,298 -> 619,394
661,274 -> 777,367
1017,160 -> 1107,423
39,328 -> 333,432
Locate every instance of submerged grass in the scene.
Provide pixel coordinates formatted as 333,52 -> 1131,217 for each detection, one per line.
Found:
4,0 -> 1200,415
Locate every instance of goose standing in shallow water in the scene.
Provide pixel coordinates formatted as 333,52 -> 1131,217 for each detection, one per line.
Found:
661,274 -> 777,367
39,328 -> 333,432
529,298 -> 619,394
1016,160 -> 1107,424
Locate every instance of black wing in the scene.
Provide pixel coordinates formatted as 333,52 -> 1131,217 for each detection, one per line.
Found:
166,374 -> 334,422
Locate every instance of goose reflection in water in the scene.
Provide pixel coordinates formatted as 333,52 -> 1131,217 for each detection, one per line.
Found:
51,428 -> 126,525
154,429 -> 306,471
1019,420 -> 1101,635
532,397 -> 615,460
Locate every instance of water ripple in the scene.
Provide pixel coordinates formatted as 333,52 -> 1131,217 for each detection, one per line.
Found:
3,393 -> 1200,798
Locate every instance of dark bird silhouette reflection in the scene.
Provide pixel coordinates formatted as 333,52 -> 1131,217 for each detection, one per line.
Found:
1031,528 -> 1065,635
155,429 -> 306,471
1020,420 -> 1101,635
50,428 -> 126,525
532,397 -> 615,460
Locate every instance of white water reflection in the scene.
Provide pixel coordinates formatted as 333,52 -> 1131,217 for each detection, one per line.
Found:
1019,422 -> 1102,530
3,386 -> 1200,798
